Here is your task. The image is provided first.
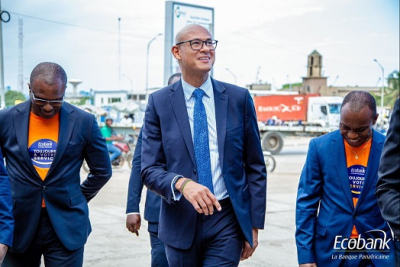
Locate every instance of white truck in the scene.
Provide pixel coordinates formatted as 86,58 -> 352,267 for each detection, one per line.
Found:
253,94 -> 343,154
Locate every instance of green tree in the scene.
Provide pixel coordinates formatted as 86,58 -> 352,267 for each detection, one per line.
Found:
69,97 -> 90,105
4,90 -> 27,107
373,70 -> 399,110
385,70 -> 399,108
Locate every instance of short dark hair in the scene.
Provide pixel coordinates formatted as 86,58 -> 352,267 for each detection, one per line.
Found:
341,91 -> 377,118
30,62 -> 68,86
168,72 -> 182,85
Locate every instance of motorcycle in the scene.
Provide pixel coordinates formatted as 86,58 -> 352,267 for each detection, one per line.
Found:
82,139 -> 134,172
263,151 -> 276,173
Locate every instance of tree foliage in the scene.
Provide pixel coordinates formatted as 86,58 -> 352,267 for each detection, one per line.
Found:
372,70 -> 399,109
4,90 -> 27,107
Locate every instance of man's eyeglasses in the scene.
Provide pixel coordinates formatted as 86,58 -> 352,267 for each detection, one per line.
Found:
30,91 -> 64,107
176,39 -> 218,51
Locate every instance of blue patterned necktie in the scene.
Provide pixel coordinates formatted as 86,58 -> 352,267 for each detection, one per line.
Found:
193,89 -> 214,194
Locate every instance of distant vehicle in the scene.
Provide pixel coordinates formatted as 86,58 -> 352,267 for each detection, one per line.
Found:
263,151 -> 276,173
82,138 -> 134,172
253,94 -> 343,154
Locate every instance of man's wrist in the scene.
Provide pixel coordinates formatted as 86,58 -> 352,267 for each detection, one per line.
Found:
174,177 -> 187,190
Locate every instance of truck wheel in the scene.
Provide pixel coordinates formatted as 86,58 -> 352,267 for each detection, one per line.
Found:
262,132 -> 283,155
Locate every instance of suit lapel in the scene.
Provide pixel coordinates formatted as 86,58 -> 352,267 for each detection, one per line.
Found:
12,100 -> 41,179
169,84 -> 196,165
355,132 -> 382,210
46,103 -> 76,178
211,79 -> 228,171
332,132 -> 354,209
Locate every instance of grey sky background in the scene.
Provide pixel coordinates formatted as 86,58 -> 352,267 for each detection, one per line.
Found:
1,0 -> 399,95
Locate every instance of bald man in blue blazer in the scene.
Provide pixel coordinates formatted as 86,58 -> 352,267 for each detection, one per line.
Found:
141,24 -> 266,266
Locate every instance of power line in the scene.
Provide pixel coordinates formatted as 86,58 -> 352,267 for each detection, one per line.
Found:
8,11 -> 149,40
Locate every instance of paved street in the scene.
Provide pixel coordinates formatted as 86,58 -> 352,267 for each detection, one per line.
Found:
82,136 -> 312,266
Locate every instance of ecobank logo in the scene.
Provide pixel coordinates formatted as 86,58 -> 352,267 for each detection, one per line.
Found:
333,230 -> 390,252
332,230 -> 391,261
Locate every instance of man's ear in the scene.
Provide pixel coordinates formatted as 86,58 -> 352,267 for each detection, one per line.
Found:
372,113 -> 379,125
171,45 -> 181,60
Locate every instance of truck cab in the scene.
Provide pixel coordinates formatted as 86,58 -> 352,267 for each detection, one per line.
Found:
307,96 -> 343,129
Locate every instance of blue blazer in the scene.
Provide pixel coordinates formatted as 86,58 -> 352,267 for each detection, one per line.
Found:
141,78 -> 267,250
296,130 -> 395,266
0,100 -> 112,253
0,149 -> 13,247
126,129 -> 161,224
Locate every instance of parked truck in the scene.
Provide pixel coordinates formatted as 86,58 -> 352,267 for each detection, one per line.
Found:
253,94 -> 343,154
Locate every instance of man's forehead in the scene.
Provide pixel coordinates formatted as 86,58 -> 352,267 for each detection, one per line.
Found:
180,26 -> 212,39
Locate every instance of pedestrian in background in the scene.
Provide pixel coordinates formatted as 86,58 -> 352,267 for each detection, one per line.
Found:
126,72 -> 181,267
101,117 -> 124,163
0,62 -> 112,266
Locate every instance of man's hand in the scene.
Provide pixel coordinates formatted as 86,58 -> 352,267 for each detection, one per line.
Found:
126,214 -> 141,236
0,243 -> 8,265
241,228 -> 258,261
299,264 -> 317,267
111,135 -> 124,141
175,178 -> 221,215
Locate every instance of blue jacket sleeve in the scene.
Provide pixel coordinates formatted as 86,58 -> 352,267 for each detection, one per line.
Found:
126,130 -> 143,213
0,149 -> 14,247
295,139 -> 322,264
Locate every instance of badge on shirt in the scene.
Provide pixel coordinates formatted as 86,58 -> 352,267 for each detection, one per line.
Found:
348,165 -> 367,199
29,139 -> 57,169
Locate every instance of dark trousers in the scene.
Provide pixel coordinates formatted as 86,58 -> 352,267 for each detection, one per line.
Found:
148,222 -> 168,267
3,208 -> 84,267
164,198 -> 244,267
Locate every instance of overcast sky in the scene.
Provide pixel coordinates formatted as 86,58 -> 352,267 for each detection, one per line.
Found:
2,0 -> 399,96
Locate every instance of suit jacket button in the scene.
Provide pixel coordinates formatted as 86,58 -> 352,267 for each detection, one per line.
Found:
193,170 -> 197,174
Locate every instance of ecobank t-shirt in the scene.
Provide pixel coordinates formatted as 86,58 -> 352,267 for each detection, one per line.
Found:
28,112 -> 59,207
344,139 -> 371,238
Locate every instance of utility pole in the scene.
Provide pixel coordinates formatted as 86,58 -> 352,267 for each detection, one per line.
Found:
18,18 -> 23,93
0,0 -> 10,109
118,17 -> 121,90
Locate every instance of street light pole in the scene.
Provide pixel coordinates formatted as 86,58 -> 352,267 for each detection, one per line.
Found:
373,59 -> 385,110
0,0 -> 9,109
146,33 -> 162,101
122,73 -> 133,95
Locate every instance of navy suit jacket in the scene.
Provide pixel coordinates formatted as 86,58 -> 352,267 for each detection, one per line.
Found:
296,130 -> 395,266
141,78 -> 267,250
126,129 -> 161,224
0,149 -> 13,247
0,100 -> 112,253
377,98 -> 400,240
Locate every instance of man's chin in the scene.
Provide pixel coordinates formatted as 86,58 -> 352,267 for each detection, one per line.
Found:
40,113 -> 56,119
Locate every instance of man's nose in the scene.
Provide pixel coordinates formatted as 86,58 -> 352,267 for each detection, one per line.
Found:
200,43 -> 211,52
347,130 -> 359,139
43,102 -> 53,110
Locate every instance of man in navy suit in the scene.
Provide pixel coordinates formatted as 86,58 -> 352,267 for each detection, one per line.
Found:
0,62 -> 112,266
296,91 -> 395,267
141,24 -> 267,266
0,149 -> 13,265
126,73 -> 181,267
376,98 -> 400,263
